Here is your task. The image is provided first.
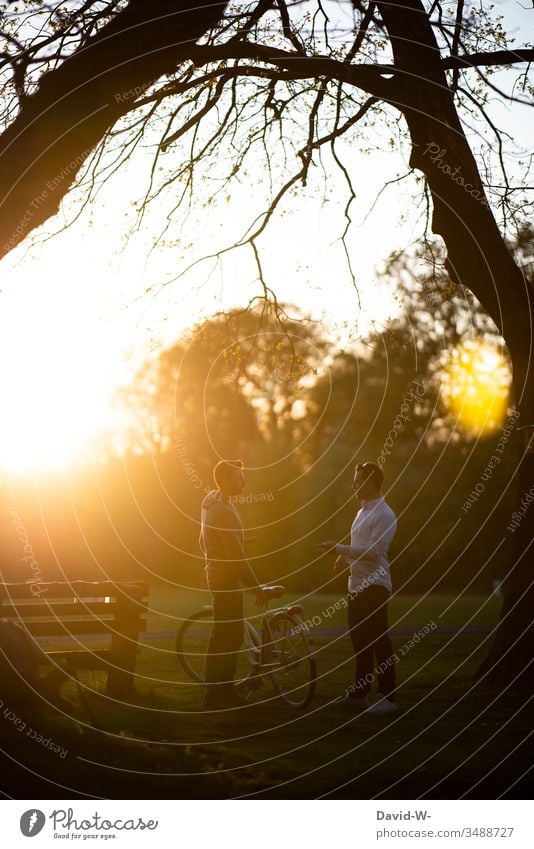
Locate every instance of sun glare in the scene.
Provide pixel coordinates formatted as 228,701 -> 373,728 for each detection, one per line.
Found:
441,340 -> 512,436
0,289 -> 125,476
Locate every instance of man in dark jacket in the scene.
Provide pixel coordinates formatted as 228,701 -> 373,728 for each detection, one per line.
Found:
199,459 -> 264,709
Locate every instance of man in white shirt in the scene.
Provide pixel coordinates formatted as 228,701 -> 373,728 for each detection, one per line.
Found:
319,462 -> 398,715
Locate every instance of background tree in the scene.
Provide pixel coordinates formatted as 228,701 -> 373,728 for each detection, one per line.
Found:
125,301 -> 327,455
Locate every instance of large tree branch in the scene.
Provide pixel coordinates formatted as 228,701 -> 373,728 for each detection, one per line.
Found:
442,48 -> 534,70
0,0 -> 229,259
0,0 -> 531,263
179,43 -> 534,110
123,41 -> 533,138
186,43 -> 398,98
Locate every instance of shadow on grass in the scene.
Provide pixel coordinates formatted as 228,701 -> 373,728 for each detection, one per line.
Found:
1,632 -> 532,799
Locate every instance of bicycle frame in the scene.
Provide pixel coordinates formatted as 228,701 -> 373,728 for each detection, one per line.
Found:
201,598 -> 305,675
252,601 -> 306,674
177,591 -> 316,707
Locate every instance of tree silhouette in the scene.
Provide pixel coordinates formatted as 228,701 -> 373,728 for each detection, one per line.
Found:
125,302 -> 328,462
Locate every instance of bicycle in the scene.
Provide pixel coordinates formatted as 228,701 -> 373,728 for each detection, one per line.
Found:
175,585 -> 316,708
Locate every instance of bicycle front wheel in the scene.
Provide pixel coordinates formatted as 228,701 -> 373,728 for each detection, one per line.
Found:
176,608 -> 261,684
176,608 -> 213,683
269,612 -> 316,708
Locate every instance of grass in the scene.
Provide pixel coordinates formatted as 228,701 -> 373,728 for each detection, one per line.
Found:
144,582 -> 503,633
1,589 -> 531,800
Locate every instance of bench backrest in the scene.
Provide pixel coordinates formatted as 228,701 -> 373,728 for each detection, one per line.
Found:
0,581 -> 148,638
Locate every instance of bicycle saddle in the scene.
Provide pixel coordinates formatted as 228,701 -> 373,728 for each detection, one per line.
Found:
261,585 -> 285,600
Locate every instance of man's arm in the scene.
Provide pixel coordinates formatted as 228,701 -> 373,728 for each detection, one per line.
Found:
215,505 -> 260,589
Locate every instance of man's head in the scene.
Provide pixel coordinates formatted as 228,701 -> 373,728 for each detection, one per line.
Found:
352,462 -> 383,502
213,459 -> 245,496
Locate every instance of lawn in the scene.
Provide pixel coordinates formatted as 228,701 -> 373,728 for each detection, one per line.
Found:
1,588 -> 531,800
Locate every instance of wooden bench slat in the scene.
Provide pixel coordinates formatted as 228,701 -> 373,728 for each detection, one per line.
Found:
19,619 -> 144,637
0,601 -> 146,618
0,581 -> 148,600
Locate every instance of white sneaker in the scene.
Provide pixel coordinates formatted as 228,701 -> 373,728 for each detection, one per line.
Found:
334,693 -> 369,709
366,696 -> 398,715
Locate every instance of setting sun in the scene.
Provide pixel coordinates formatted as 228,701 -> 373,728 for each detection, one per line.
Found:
440,340 -> 512,436
0,287 -> 125,475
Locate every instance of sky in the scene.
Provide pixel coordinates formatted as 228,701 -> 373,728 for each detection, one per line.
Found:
0,0 -> 531,475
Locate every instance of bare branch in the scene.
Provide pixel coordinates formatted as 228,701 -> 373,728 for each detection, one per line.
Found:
276,0 -> 306,55
346,2 -> 376,63
450,0 -> 464,92
442,48 -> 534,70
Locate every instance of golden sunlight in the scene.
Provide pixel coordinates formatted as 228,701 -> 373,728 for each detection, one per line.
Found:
0,290 -> 125,475
440,340 -> 512,436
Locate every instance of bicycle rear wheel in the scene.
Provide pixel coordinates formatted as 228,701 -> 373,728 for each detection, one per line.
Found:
269,612 -> 316,708
176,608 -> 260,684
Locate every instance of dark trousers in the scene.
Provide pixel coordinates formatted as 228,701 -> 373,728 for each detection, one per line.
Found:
204,587 -> 244,695
347,586 -> 395,701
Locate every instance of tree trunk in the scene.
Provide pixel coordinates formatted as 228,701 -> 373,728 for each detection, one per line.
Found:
0,0 -> 228,258
374,0 -> 534,690
476,369 -> 534,692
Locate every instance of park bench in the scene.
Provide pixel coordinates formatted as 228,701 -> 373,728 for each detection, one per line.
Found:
0,581 -> 148,698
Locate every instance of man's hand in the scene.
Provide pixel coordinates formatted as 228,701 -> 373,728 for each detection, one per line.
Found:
316,540 -> 338,552
253,587 -> 266,607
